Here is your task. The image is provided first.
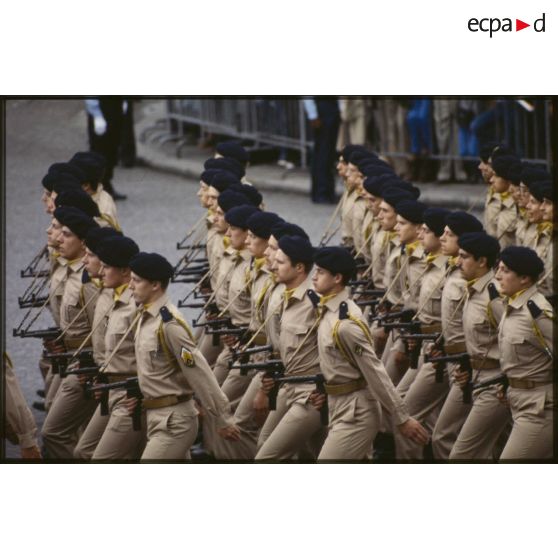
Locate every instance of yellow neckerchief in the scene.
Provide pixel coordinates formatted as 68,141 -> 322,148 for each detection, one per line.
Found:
254,256 -> 266,273
381,230 -> 398,249
207,208 -> 214,217
91,277 -> 103,289
487,185 -> 494,198
113,283 -> 129,302
448,255 -> 459,268
425,251 -> 440,266
67,256 -> 83,266
283,287 -> 296,303
537,221 -> 553,237
319,293 -> 337,306
222,236 -> 231,249
51,250 -> 61,260
466,278 -> 478,296
499,191 -> 512,202
364,222 -> 373,241
506,288 -> 528,306
519,206 -> 527,217
255,276 -> 274,318
405,239 -> 421,256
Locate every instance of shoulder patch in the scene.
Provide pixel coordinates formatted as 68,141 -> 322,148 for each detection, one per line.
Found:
160,306 -> 174,323
81,269 -> 90,284
181,347 -> 195,367
354,344 -> 363,356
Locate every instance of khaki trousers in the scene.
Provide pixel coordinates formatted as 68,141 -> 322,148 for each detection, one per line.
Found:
393,360 -> 450,460
141,400 -> 198,460
255,383 -> 324,461
41,374 -> 97,459
45,370 -> 62,411
449,375 -> 512,461
318,389 -> 380,461
499,385 -> 554,461
213,346 -> 233,386
198,330 -> 224,368
382,334 -> 408,387
431,383 -> 473,460
74,388 -> 146,461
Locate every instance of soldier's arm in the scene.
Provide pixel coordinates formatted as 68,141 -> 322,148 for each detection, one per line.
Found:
164,321 -> 234,429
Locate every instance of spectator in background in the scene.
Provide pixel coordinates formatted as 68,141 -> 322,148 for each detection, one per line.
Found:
303,97 -> 341,204
433,99 -> 467,183
457,99 -> 480,182
406,98 -> 433,182
337,98 -> 371,151
85,98 -> 129,201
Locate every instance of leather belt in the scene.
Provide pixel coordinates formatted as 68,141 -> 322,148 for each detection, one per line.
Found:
142,394 -> 192,409
470,357 -> 500,370
324,378 -> 367,396
508,378 -> 552,390
444,341 -> 467,355
421,322 -> 442,334
103,373 -> 137,384
64,337 -> 89,349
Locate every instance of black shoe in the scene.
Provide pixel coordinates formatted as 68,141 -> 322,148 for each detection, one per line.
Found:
190,444 -> 216,462
32,401 -> 46,412
111,190 -> 128,201
36,389 -> 46,398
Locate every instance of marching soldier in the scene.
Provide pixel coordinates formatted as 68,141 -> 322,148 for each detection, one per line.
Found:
310,247 -> 429,460
126,252 -> 239,460
495,247 -> 554,460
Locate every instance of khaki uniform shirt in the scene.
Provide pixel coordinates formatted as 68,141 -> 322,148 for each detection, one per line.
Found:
341,188 -> 358,247
4,353 -> 38,448
514,208 -> 529,245
483,188 -> 499,237
134,295 -> 233,428
371,229 -> 391,289
208,234 -> 228,291
537,229 -> 554,297
498,285 -> 553,383
91,285 -> 114,365
496,194 -> 518,249
317,290 -> 410,424
415,254 -> 448,325
248,260 -> 271,334
60,259 -> 93,342
522,222 -> 538,249
225,249 -> 252,326
81,272 -> 102,332
462,271 -> 503,371
264,279 -> 285,351
352,197 -> 368,256
103,285 -> 137,375
49,253 -> 68,327
441,263 -> 467,346
383,236 -> 403,305
360,210 -> 377,263
91,185 -> 120,231
213,246 -> 237,311
399,242 -> 427,311
279,275 -> 320,377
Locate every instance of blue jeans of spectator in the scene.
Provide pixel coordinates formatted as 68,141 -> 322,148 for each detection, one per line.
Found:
458,126 -> 479,157
407,99 -> 432,155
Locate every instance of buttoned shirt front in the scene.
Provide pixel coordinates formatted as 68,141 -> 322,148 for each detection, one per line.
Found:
441,264 -> 467,345
60,259 -> 92,340
416,254 -> 448,324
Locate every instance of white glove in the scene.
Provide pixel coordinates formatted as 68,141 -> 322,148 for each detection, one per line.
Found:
94,115 -> 107,135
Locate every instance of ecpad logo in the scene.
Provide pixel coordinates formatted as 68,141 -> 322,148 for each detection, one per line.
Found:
468,13 -> 546,37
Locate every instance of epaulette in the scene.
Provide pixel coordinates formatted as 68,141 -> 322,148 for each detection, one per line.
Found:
487,282 -> 500,301
160,306 -> 174,323
81,269 -> 91,284
306,289 -> 320,308
339,301 -> 349,320
527,299 -> 554,321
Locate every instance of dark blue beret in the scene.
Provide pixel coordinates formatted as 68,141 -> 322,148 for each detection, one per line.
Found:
85,227 -> 122,254
349,150 -> 376,166
528,181 -> 546,203
130,252 -> 174,282
521,164 -> 550,188
96,236 -> 140,268
210,171 -> 240,193
55,189 -> 100,218
491,155 -> 522,184
479,142 -> 502,163
489,144 -> 516,162
204,157 -> 244,179
423,208 -> 451,237
70,152 -> 106,184
216,141 -> 249,166
499,246 -> 544,278
445,211 -> 484,236
246,211 -> 284,240
218,190 -> 252,213
355,157 -> 384,173
48,162 -> 86,183
278,235 -> 315,264
382,178 -> 421,199
395,200 -> 427,224
225,205 -> 261,229
361,161 -> 394,178
363,173 -> 396,197
200,169 -> 220,185
270,221 -> 309,241
341,144 -> 367,163
42,172 -> 76,192
537,180 -> 553,202
458,232 -> 500,262
314,247 -> 356,278
51,176 -> 82,195
228,183 -> 262,207
382,187 -> 415,209
53,206 -> 100,239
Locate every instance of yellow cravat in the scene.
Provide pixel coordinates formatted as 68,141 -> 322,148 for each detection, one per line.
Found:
113,283 -> 129,302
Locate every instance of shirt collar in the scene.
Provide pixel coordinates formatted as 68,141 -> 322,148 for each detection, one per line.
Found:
507,284 -> 538,309
468,270 -> 494,294
323,288 -> 350,313
142,294 -> 169,318
67,258 -> 85,272
113,283 -> 130,302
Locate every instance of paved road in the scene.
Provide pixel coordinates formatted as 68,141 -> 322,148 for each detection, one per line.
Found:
3,99 -> 340,458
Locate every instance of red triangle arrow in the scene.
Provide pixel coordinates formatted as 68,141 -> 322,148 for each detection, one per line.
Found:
516,19 -> 530,31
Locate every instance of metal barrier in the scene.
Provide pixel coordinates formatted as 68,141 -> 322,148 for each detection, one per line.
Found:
142,98 -> 553,171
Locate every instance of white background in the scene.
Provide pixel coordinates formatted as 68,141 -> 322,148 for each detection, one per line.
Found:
1,1 -> 556,557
